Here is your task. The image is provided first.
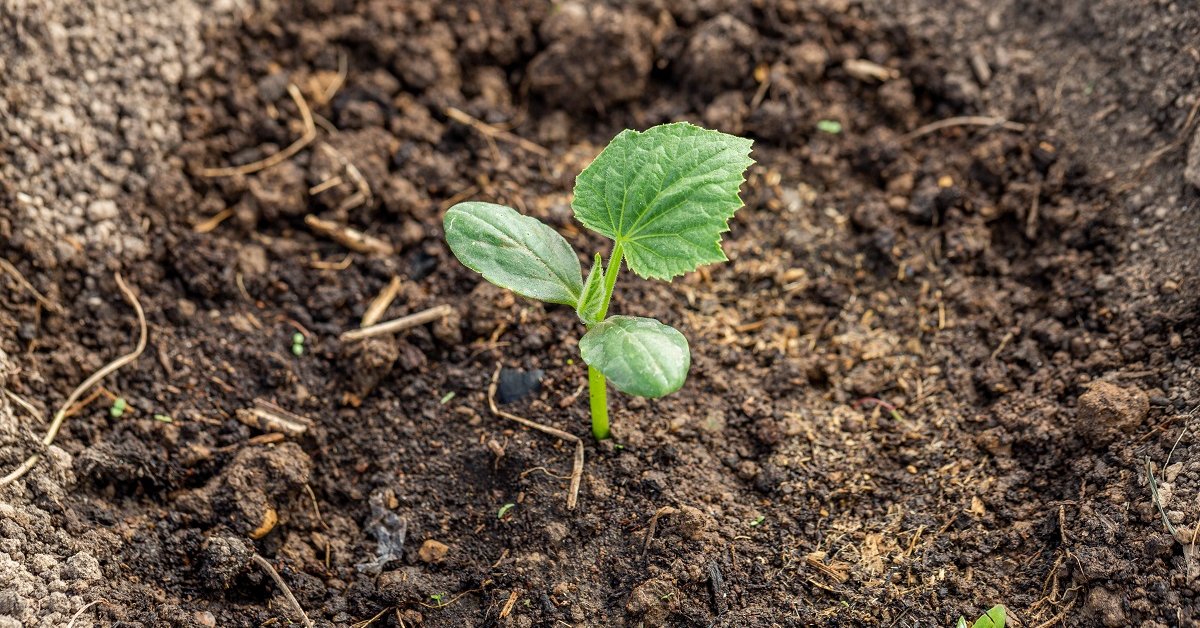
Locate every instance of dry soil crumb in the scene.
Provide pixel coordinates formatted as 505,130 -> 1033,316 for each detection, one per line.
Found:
0,0 -> 204,270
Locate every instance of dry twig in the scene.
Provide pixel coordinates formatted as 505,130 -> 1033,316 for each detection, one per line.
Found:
317,143 -> 374,212
251,554 -> 314,628
0,257 -> 65,314
192,208 -> 234,233
361,276 -> 403,327
0,273 -> 147,489
65,600 -> 110,628
843,58 -> 899,82
499,590 -> 520,619
445,107 -> 549,157
305,214 -> 394,255
487,363 -> 583,509
642,506 -> 679,556
340,304 -> 453,342
3,388 -> 42,421
235,399 -> 313,437
900,116 -> 1027,142
200,84 -> 316,178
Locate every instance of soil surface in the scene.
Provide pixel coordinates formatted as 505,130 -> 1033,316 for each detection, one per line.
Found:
2,0 -> 1199,626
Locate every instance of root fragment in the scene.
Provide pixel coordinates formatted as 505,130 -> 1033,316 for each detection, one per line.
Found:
0,273 -> 147,489
487,363 -> 583,509
199,84 -> 316,178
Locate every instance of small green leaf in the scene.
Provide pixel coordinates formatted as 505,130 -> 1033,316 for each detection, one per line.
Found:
956,618 -> 968,628
579,316 -> 690,398
816,119 -> 843,134
444,202 -> 583,306
971,606 -> 1005,628
497,503 -> 516,519
571,122 -> 754,280
576,253 -> 605,324
110,397 -> 127,418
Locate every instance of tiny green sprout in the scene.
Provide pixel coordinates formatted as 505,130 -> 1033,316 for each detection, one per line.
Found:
153,414 -> 173,423
816,119 -> 843,134
291,332 -> 305,356
445,123 -> 753,440
749,515 -> 766,527
956,605 -> 1006,628
430,593 -> 446,606
109,397 -> 127,418
440,391 -> 456,404
497,503 -> 516,519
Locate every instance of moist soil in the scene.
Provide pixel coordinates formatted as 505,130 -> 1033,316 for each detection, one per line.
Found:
2,0 -> 1199,626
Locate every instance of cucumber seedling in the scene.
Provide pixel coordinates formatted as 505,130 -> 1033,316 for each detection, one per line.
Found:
444,122 -> 753,440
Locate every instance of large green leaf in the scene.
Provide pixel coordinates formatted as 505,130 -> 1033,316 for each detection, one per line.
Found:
576,253 -> 605,325
571,122 -> 754,280
579,316 -> 690,398
444,201 -> 583,306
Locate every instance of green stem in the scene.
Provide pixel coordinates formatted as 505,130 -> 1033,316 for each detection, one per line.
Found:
587,241 -> 623,441
588,365 -> 609,440
597,241 -> 623,318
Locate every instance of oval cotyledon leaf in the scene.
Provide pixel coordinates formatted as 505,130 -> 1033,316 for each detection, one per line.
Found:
579,316 -> 691,398
444,201 -> 583,306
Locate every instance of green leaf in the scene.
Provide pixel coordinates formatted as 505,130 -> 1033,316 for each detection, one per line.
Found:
579,316 -> 690,398
971,606 -> 1005,628
444,201 -> 583,306
576,253 -> 605,325
956,618 -> 969,628
816,119 -> 843,134
571,122 -> 754,280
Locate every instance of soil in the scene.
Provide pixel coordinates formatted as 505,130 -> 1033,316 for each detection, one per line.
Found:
2,0 -> 1199,626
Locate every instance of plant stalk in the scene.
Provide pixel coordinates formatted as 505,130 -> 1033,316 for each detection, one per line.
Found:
588,366 -> 610,440
587,241 -> 624,441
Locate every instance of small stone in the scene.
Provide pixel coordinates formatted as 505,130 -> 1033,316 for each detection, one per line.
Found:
237,243 -> 269,276
86,199 -> 120,221
1076,381 -> 1149,446
496,368 -> 543,404
626,578 -> 679,625
418,539 -> 449,563
194,611 -> 217,627
1161,279 -> 1179,294
675,504 -> 715,541
63,552 -> 102,581
699,409 -> 726,433
1084,586 -> 1127,627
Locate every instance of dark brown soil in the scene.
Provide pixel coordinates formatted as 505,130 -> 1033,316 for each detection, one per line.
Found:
2,0 -> 1199,626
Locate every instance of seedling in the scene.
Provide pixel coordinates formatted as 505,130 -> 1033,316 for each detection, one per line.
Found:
291,332 -> 305,356
956,605 -> 1005,628
497,503 -> 516,519
816,119 -> 843,134
445,122 -> 753,440
109,397 -> 127,418
429,593 -> 447,607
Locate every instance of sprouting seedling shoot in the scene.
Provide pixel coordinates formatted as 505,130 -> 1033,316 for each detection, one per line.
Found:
444,122 -> 753,440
